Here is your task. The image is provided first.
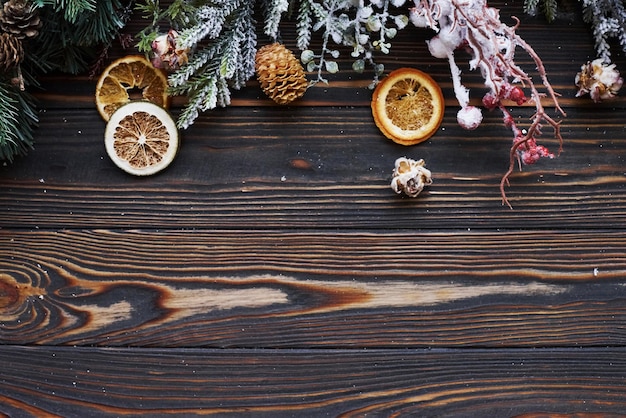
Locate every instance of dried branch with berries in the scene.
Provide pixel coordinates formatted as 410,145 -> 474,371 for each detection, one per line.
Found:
410,0 -> 566,207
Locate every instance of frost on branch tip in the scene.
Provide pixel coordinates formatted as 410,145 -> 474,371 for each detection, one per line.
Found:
410,0 -> 566,208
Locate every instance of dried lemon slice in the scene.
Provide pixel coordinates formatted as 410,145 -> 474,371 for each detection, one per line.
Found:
104,101 -> 179,176
371,67 -> 445,146
95,55 -> 170,121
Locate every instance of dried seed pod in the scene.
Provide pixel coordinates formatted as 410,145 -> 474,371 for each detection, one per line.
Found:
575,58 -> 623,103
0,32 -> 23,72
151,29 -> 189,72
255,43 -> 308,105
0,0 -> 41,40
390,157 -> 432,198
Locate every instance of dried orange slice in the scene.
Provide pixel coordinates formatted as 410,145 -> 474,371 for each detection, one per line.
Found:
371,67 -> 444,146
95,55 -> 170,121
104,101 -> 179,176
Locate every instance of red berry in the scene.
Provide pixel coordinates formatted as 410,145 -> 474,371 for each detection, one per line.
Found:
482,93 -> 499,110
507,86 -> 527,105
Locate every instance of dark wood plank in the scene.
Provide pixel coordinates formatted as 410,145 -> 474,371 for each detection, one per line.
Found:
1,345 -> 626,416
2,229 -> 625,347
2,1 -> 624,228
1,104 -> 624,229
1,1 -> 626,414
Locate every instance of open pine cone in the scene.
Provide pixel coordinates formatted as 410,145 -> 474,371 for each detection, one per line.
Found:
0,0 -> 41,40
0,32 -> 23,72
255,43 -> 308,105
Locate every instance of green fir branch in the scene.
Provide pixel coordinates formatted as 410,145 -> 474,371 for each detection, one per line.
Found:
262,0 -> 289,39
0,80 -> 38,163
29,0 -> 127,74
523,0 -> 558,22
5,0 -> 129,162
34,0 -> 97,23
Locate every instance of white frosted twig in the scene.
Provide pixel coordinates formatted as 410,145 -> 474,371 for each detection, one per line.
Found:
410,0 -> 565,207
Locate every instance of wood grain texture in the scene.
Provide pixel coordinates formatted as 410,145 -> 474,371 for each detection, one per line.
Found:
2,0 -> 626,415
1,345 -> 626,417
2,229 -> 625,347
1,2 -> 624,229
1,105 -> 625,229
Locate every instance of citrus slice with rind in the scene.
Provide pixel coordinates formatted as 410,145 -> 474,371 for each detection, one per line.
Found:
96,55 -> 170,121
104,101 -> 179,176
371,67 -> 445,146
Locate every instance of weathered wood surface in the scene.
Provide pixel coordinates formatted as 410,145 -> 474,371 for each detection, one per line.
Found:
2,105 -> 626,229
2,229 -> 626,348
2,346 -> 626,417
2,0 -> 626,415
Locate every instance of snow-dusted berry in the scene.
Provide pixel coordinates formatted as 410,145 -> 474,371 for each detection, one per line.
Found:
457,106 -> 483,130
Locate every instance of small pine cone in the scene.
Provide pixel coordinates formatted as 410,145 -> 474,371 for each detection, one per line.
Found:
0,0 -> 42,40
255,43 -> 308,105
0,32 -> 23,72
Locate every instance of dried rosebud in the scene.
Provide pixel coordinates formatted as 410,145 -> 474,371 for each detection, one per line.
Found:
575,58 -> 623,103
151,29 -> 189,72
390,157 -> 432,198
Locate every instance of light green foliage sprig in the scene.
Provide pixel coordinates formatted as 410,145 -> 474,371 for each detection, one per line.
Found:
297,0 -> 409,87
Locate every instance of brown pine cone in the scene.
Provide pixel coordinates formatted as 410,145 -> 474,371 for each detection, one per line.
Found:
0,0 -> 41,40
255,43 -> 308,105
0,32 -> 23,72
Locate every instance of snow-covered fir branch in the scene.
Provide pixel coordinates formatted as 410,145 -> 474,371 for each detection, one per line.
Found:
138,0 -> 266,129
581,0 -> 626,62
523,0 -> 626,63
138,0 -> 414,130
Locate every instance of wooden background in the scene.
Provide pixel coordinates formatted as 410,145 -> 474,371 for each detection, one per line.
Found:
2,0 -> 626,415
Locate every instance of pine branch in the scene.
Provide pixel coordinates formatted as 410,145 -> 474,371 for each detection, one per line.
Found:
523,0 -> 558,22
581,0 -> 626,62
296,0 -> 312,49
29,0 -> 128,74
523,0 -> 540,16
165,3 -> 257,129
0,80 -> 38,163
137,0 -> 270,129
5,0 -> 130,163
541,0 -> 558,22
262,0 -> 289,39
176,0 -> 246,48
34,0 -> 97,23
